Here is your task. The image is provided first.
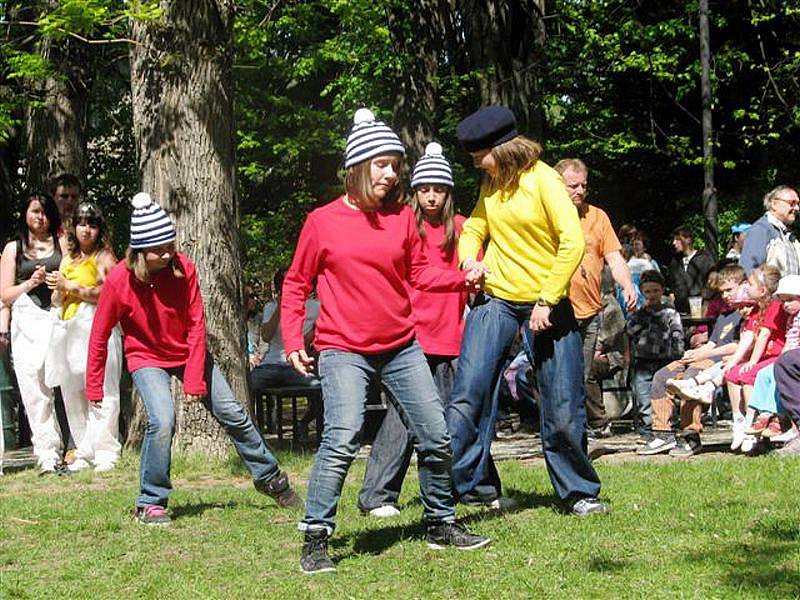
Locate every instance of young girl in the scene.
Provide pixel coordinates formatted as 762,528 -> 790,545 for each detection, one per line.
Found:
723,264 -> 787,451
0,192 -> 66,474
46,202 -> 122,472
282,110 -> 489,574
449,105 -> 604,516
745,274 -> 800,446
86,193 -> 301,525
358,142 -> 467,517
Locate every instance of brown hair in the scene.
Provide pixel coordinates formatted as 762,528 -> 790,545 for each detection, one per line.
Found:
344,155 -> 405,210
672,225 -> 694,243
749,264 -> 781,316
718,264 -> 746,285
408,187 -> 458,254
125,246 -> 185,283
487,135 -> 542,192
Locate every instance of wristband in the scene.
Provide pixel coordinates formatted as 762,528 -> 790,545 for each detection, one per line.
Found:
535,299 -> 552,308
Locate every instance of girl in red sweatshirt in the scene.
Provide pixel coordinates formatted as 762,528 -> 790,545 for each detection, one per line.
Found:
86,193 -> 301,526
282,109 -> 489,574
357,141 -> 468,518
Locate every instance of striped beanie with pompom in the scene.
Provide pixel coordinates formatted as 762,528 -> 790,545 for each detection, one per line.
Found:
410,142 -> 454,189
344,108 -> 405,168
129,192 -> 176,249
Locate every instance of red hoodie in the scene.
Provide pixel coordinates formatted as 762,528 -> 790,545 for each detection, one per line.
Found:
85,253 -> 207,401
281,197 -> 467,355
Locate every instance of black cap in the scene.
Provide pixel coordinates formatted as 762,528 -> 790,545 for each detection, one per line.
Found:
456,106 -> 518,152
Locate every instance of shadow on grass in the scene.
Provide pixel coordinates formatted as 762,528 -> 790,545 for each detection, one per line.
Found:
171,500 -> 240,519
586,556 -> 633,573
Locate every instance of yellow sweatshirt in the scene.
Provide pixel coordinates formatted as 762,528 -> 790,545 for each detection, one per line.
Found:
458,160 -> 584,305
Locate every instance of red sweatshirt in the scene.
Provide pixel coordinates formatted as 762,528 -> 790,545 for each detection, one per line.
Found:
408,216 -> 467,356
281,197 -> 467,355
85,253 -> 207,401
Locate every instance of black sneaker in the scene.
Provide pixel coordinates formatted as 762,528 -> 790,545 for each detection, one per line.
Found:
426,521 -> 491,550
300,529 -> 336,574
669,433 -> 702,458
254,470 -> 304,508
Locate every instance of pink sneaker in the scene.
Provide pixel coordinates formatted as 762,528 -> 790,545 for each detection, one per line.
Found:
134,505 -> 171,526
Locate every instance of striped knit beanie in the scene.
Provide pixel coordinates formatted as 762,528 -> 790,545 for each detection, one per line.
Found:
410,142 -> 454,189
129,192 -> 176,249
344,108 -> 405,168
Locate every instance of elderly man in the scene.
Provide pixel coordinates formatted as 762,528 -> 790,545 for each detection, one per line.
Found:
555,159 -> 637,437
740,185 -> 800,276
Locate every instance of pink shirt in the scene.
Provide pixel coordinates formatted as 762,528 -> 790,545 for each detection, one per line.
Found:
785,311 -> 800,351
408,216 -> 467,356
86,254 -> 207,400
281,197 -> 466,355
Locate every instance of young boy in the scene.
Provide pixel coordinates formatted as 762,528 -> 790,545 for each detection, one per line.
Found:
638,264 -> 747,456
626,270 -> 685,440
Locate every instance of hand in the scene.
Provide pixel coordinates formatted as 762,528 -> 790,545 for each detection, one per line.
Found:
288,349 -> 315,376
0,332 -> 9,357
248,354 -> 260,369
739,360 -> 756,375
464,268 -> 485,292
88,398 -> 103,407
28,265 -> 47,290
621,285 -> 638,312
529,304 -> 553,333
462,258 -> 491,278
680,349 -> 697,363
185,394 -> 202,404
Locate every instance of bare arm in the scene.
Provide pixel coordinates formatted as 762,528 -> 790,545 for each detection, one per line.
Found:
605,250 -> 637,311
49,249 -> 118,306
260,300 -> 281,342
0,241 -> 45,305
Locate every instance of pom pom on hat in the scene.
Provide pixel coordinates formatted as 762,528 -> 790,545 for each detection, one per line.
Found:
345,107 -> 405,168
129,192 -> 176,249
411,140 -> 454,189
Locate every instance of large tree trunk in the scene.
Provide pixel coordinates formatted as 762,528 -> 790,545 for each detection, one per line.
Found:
457,0 -> 547,139
23,1 -> 92,188
128,0 -> 245,458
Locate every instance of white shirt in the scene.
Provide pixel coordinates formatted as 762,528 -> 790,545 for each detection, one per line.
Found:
260,298 -> 320,365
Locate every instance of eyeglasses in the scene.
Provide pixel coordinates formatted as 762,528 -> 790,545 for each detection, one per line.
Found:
774,196 -> 800,208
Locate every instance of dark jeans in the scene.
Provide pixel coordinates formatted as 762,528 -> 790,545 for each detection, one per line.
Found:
358,355 -> 456,511
774,349 -> 800,428
249,363 -> 320,390
447,294 -> 601,503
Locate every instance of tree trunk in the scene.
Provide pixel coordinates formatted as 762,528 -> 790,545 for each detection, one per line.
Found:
23,1 -> 92,188
699,0 -> 718,258
127,0 -> 245,458
457,0 -> 547,139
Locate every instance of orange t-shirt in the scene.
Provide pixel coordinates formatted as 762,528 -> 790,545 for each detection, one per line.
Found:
569,204 -> 622,319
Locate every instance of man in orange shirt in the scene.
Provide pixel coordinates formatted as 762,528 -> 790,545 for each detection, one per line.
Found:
555,159 -> 638,437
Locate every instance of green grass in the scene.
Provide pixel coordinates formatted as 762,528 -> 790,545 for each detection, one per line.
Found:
1,452 -> 798,599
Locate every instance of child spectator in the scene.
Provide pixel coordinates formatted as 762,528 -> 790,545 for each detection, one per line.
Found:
744,275 -> 800,447
626,270 -> 685,440
723,264 -> 786,451
638,264 -> 746,456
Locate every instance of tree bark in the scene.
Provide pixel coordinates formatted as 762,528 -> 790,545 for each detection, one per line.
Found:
23,1 -> 92,189
699,0 -> 718,258
456,0 -> 547,139
127,0 -> 245,458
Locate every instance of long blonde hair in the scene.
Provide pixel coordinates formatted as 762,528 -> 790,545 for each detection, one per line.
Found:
749,264 -> 781,319
487,135 -> 542,192
408,187 -> 458,255
125,247 -> 185,283
344,155 -> 405,210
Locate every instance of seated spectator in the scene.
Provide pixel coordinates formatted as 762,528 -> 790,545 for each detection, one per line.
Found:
726,222 -> 750,261
626,270 -> 685,440
244,284 -> 267,370
667,225 -> 716,315
740,185 -> 800,276
627,230 -> 660,278
744,275 -> 800,447
688,267 -> 727,348
638,264 -> 746,456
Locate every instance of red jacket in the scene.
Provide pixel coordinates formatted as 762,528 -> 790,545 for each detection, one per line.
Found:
86,253 -> 207,400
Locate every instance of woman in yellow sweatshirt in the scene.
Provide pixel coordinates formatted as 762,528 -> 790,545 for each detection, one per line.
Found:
447,106 -> 607,516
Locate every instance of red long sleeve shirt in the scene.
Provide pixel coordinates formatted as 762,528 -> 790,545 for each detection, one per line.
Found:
408,216 -> 467,356
281,197 -> 467,355
85,254 -> 207,401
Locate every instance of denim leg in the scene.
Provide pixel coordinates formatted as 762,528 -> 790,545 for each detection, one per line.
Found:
631,365 -> 656,435
528,300 -> 601,502
448,295 -> 520,498
201,357 -> 281,484
381,342 -> 455,524
774,350 -> 800,427
302,350 -> 373,533
132,367 -> 175,508
249,363 -> 320,391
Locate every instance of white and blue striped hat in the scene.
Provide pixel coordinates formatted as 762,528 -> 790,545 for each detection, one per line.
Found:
129,192 -> 176,249
344,108 -> 405,168
410,142 -> 454,189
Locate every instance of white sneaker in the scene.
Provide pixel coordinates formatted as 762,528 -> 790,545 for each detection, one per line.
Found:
666,378 -> 699,401
38,459 -> 58,475
684,381 -> 715,405
731,418 -> 746,451
93,462 -> 116,473
368,505 -> 401,518
770,427 -> 799,444
68,458 -> 91,472
741,434 -> 757,454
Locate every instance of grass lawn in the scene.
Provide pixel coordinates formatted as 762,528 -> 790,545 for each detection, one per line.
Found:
1,450 -> 798,599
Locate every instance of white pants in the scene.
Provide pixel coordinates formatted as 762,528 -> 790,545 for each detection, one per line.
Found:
11,295 -> 61,468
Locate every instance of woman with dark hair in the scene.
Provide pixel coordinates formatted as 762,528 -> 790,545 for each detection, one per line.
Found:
447,106 -> 606,515
47,202 -> 122,472
282,110 -> 489,574
0,192 -> 66,474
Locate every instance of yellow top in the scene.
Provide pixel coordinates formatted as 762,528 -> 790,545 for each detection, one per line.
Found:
458,160 -> 585,304
61,253 -> 98,320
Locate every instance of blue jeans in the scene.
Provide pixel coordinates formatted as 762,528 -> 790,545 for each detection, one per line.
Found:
357,355 -> 455,511
249,363 -> 320,390
447,294 -> 600,502
302,341 -> 454,533
132,354 -> 281,507
631,360 -> 664,436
